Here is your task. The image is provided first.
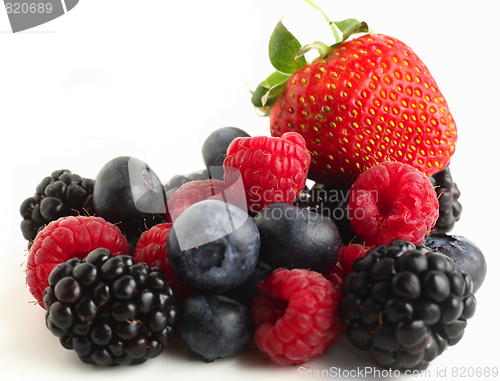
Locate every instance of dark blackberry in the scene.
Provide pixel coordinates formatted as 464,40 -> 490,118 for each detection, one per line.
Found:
20,169 -> 95,245
340,239 -> 476,371
43,248 -> 178,366
293,185 -> 325,214
293,183 -> 357,245
429,164 -> 462,233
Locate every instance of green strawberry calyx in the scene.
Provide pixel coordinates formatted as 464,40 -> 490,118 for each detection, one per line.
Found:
251,0 -> 370,115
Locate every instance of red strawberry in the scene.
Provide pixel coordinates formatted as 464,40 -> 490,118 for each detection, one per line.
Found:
252,5 -> 457,188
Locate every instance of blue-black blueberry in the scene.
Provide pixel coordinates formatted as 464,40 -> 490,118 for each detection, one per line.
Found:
93,156 -> 166,238
253,202 -> 341,272
423,233 -> 487,293
201,127 -> 250,179
166,200 -> 260,293
178,292 -> 254,362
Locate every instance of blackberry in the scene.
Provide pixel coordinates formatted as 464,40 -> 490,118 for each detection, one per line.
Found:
20,169 -> 95,245
293,185 -> 325,214
339,239 -> 476,371
43,248 -> 178,366
293,184 -> 357,245
429,164 -> 462,233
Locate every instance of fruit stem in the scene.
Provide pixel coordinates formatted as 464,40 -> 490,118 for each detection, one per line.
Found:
302,0 -> 343,42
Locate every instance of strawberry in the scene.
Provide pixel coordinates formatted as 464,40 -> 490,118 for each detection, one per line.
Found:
252,1 -> 457,188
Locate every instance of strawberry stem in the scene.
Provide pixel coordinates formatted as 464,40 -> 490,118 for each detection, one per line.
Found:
250,0 -> 371,114
302,0 -> 343,42
296,41 -> 332,60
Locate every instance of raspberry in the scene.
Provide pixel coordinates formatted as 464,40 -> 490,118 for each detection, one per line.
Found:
348,162 -> 439,246
339,239 -> 477,370
324,244 -> 371,292
26,216 -> 129,308
223,132 -> 311,212
163,169 -> 210,201
166,178 -> 229,222
132,223 -> 196,305
19,169 -> 95,246
43,248 -> 178,366
251,268 -> 342,366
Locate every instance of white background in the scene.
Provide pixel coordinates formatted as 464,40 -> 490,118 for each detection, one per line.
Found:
0,1 -> 498,380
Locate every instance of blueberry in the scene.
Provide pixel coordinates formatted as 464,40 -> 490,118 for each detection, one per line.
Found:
201,127 -> 250,179
93,156 -> 166,238
167,200 -> 260,293
178,293 -> 254,362
423,233 -> 487,293
253,202 -> 341,272
225,260 -> 273,308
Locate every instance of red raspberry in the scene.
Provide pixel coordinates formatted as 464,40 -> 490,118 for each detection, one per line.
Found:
133,222 -> 196,305
348,161 -> 439,246
324,244 -> 370,292
251,268 -> 341,366
26,216 -> 129,308
166,178 -> 245,221
223,132 -> 311,212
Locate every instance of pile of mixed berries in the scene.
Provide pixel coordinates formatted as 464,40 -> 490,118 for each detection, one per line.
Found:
20,1 -> 486,372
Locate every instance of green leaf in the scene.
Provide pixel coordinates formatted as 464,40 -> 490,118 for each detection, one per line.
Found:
296,41 -> 332,59
268,20 -> 307,74
260,70 -> 291,89
332,19 -> 370,41
251,83 -> 270,108
261,79 -> 289,106
250,71 -> 291,109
